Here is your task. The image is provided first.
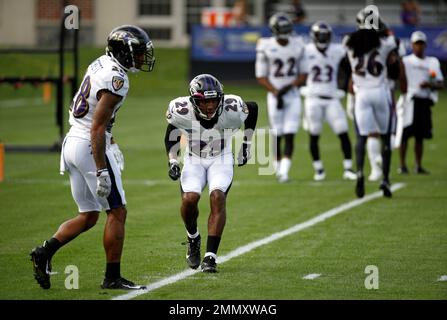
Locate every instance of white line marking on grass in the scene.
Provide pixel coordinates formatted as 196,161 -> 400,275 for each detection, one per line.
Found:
438,275 -> 447,281
303,273 -> 321,280
0,98 -> 43,108
113,182 -> 406,300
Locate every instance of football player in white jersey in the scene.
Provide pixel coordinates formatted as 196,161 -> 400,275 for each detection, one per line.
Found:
301,21 -> 357,181
255,12 -> 307,183
398,31 -> 444,174
359,17 -> 407,182
344,10 -> 401,198
164,74 -> 258,273
30,25 -> 155,290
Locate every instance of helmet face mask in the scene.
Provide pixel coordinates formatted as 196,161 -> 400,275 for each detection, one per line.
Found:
106,25 -> 155,73
269,13 -> 293,40
310,21 -> 332,50
189,74 -> 224,121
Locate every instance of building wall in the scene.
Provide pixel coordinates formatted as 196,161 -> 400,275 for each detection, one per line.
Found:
0,0 -> 36,45
95,0 -> 136,46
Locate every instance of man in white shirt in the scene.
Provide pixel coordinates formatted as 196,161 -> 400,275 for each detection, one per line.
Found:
399,31 -> 444,174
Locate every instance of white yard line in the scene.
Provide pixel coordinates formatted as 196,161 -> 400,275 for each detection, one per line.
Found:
112,183 -> 406,300
302,274 -> 322,280
0,98 -> 43,108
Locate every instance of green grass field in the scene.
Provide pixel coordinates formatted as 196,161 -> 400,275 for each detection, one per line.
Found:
0,48 -> 446,300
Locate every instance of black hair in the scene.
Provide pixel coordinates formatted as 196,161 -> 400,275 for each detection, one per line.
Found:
346,29 -> 380,58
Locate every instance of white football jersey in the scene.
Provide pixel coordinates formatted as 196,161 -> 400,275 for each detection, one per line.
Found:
255,36 -> 305,90
166,94 -> 248,158
403,53 -> 443,102
345,35 -> 397,89
67,55 -> 129,141
302,43 -> 346,98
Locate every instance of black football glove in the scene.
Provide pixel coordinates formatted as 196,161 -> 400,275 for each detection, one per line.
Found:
168,160 -> 181,181
237,142 -> 251,167
276,84 -> 294,110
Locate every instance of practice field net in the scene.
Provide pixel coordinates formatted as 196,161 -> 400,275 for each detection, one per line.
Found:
0,10 -> 79,152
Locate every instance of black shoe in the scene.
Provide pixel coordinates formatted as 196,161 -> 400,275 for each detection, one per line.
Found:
201,256 -> 217,273
379,180 -> 392,198
415,167 -> 430,175
184,235 -> 201,269
397,166 -> 409,174
101,277 -> 146,290
30,242 -> 52,289
355,174 -> 365,198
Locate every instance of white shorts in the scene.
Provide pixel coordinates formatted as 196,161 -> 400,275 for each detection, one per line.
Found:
354,86 -> 392,136
304,97 -> 349,135
267,88 -> 301,136
180,152 -> 234,195
60,136 -> 126,212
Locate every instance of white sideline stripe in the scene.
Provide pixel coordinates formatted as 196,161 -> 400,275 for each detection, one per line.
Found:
0,98 -> 43,108
112,182 -> 406,301
303,273 -> 321,280
6,178 -> 365,187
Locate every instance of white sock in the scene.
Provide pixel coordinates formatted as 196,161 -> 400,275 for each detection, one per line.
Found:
367,137 -> 382,170
279,158 -> 292,177
204,252 -> 217,260
312,160 -> 324,171
343,159 -> 353,171
187,230 -> 200,239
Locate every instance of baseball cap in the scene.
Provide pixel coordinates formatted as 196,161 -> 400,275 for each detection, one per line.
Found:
411,31 -> 427,43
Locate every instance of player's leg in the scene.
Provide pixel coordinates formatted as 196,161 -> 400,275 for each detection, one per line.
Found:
366,134 -> 382,181
179,155 -> 207,269
354,90 -> 377,198
100,151 -> 144,289
398,127 -> 411,174
30,137 -> 102,289
414,137 -> 428,174
326,99 -> 356,180
202,153 -> 233,272
374,88 -> 393,198
278,90 -> 301,183
306,98 -> 325,181
267,93 -> 283,177
413,98 -> 432,174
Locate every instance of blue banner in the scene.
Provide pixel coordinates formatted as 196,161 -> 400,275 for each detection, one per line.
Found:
191,24 -> 447,61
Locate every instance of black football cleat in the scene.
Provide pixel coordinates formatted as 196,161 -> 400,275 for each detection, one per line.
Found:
201,256 -> 217,273
415,167 -> 430,175
30,242 -> 52,289
397,166 -> 409,175
101,277 -> 146,290
380,180 -> 392,198
355,174 -> 365,198
184,235 -> 201,269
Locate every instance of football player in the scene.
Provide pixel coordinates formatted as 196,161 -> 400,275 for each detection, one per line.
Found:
351,16 -> 407,182
30,25 -> 155,290
164,74 -> 258,273
301,21 -> 357,181
344,8 -> 402,198
255,12 -> 307,183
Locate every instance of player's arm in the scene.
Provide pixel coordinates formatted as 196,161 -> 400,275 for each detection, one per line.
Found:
164,123 -> 181,161
338,55 -> 352,91
91,90 -> 122,196
238,101 -> 258,167
164,123 -> 182,180
256,76 -> 278,96
387,50 -> 408,94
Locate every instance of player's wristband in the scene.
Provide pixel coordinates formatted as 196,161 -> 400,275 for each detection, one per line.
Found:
96,168 -> 108,177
